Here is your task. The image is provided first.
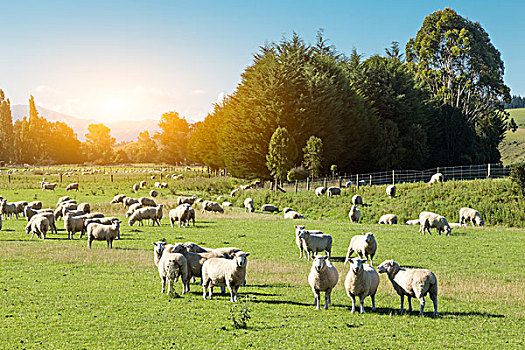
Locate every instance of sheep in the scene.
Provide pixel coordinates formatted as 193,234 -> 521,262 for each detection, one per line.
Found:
83,212 -> 105,219
386,184 -> 396,198
428,172 -> 444,185
419,211 -> 452,236
132,183 -> 139,193
294,225 -> 321,259
25,215 -> 50,239
459,207 -> 484,227
64,214 -> 86,240
128,207 -> 160,226
0,215 -> 2,230
25,210 -> 58,234
65,183 -> 79,191
230,188 -> 239,197
327,187 -> 341,197
345,181 -> 353,188
86,221 -> 120,248
82,217 -> 121,239
110,194 -> 126,204
1,200 -> 18,219
149,190 -> 158,198
449,222 -> 464,229
284,208 -> 304,219
315,187 -> 326,196
344,257 -> 379,313
139,197 -> 157,207
405,219 -> 420,225
77,203 -> 91,214
351,195 -> 363,206
139,180 -> 146,188
54,202 -> 77,220
308,255 -> 339,310
160,182 -> 169,189
123,197 -> 139,208
378,214 -> 397,225
201,201 -> 224,214
177,195 -> 197,206
125,203 -> 143,218
261,204 -> 279,213
345,232 -> 377,267
57,196 -> 71,205
377,260 -> 438,316
222,201 -> 233,208
152,241 -> 190,295
62,208 -> 85,218
155,204 -> 163,225
202,251 -> 250,302
169,204 -> 194,228
154,182 -> 161,189
244,198 -> 254,213
41,182 -> 58,191
171,244 -> 214,285
297,229 -> 332,260
14,201 -> 28,218
27,201 -> 42,210
348,205 -> 361,223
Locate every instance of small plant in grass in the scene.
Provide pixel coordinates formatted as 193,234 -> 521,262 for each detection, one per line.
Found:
228,295 -> 252,329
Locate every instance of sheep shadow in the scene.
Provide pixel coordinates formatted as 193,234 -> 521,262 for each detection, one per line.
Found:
0,229 -> 16,232
366,307 -> 504,318
249,299 -> 312,307
330,256 -> 346,263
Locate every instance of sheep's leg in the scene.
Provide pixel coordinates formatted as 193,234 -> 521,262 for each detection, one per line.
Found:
313,289 -> 320,309
399,295 -> 404,314
371,293 -> 376,311
324,291 -> 330,310
407,296 -> 412,313
220,285 -> 226,294
161,277 -> 166,293
359,295 -> 365,314
167,280 -> 172,295
417,296 -> 425,315
350,295 -> 356,313
430,292 -> 438,316
209,285 -> 214,300
202,284 -> 207,300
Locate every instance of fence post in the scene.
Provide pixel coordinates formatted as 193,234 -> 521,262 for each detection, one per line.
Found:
487,164 -> 491,179
60,173 -> 63,184
295,180 -> 298,193
323,177 -> 327,188
111,174 -> 114,183
8,174 -> 10,183
392,170 -> 395,185
306,177 -> 310,191
356,174 -> 359,189
338,176 -> 342,188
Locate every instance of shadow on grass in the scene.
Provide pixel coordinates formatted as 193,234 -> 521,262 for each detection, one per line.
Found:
366,307 -> 504,318
0,229 -> 16,232
249,299 -> 312,307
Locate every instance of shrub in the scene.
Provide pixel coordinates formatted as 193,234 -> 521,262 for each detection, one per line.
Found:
510,163 -> 525,195
287,166 -> 309,182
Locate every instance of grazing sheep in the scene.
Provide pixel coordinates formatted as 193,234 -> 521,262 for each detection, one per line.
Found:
83,212 -> 105,219
77,203 -> 91,214
110,194 -> 126,204
160,182 -> 169,189
83,217 -> 121,239
132,183 -> 139,193
327,187 -> 341,197
57,196 -> 71,205
230,188 -> 240,197
41,182 -> 58,191
149,190 -> 158,198
155,204 -> 163,225
25,215 -> 50,239
202,251 -> 250,302
294,225 -> 321,259
378,214 -> 397,225
177,195 -> 197,206
377,260 -> 438,316
428,172 -> 444,185
351,195 -> 363,206
152,241 -> 189,294
128,207 -> 160,226
139,180 -> 147,188
459,207 -> 484,227
14,201 -> 28,218
348,205 -> 361,223
405,219 -> 420,225
345,232 -> 377,267
244,198 -> 254,213
449,222 -> 464,229
126,203 -> 143,218
283,208 -> 304,219
64,214 -> 86,240
55,202 -> 77,220
65,183 -> 79,191
419,211 -> 452,236
261,204 -> 279,213
201,201 -> 224,214
308,256 -> 339,310
345,181 -> 353,188
386,185 -> 396,198
154,182 -> 161,189
0,200 -> 17,219
345,257 -> 379,313
27,201 -> 42,210
297,229 -> 332,260
169,204 -> 194,228
222,201 -> 233,208
86,221 -> 121,248
26,210 -> 57,234
315,187 -> 326,197
123,197 -> 139,208
139,197 -> 157,207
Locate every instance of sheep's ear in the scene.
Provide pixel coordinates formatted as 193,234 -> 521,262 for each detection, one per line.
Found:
245,252 -> 250,257
294,225 -> 297,229
152,242 -> 157,245
362,232 -> 365,235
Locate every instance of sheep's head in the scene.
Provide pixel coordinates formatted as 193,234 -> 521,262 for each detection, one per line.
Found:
349,258 -> 367,274
364,232 -> 375,242
377,260 -> 398,274
444,225 -> 452,236
312,255 -> 328,272
152,241 -> 167,256
475,216 -> 484,226
171,243 -> 187,254
234,252 -> 250,267
183,242 -> 198,251
298,231 -> 309,240
294,225 -> 306,234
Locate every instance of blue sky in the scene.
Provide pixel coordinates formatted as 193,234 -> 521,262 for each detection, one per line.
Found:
1,0 -> 523,122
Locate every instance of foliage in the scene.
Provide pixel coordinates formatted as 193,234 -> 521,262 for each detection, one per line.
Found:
0,89 -> 14,162
286,166 -> 309,182
510,163 -> 525,195
85,123 -> 115,163
155,111 -> 190,165
266,126 -> 298,181
302,136 -> 323,177
503,95 -> 525,109
229,296 -> 252,329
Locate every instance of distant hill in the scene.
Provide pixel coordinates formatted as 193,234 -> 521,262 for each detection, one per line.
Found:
11,105 -> 160,142
508,108 -> 525,128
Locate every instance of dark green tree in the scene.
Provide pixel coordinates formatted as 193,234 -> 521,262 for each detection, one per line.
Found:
155,111 -> 190,165
84,123 -> 115,163
266,126 -> 297,182
0,90 -> 14,162
302,136 -> 323,178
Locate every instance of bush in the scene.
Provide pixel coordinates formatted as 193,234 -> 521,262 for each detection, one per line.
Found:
287,166 -> 309,181
510,163 -> 525,195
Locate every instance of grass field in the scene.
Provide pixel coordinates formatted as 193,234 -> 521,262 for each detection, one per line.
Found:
508,108 -> 525,128
500,108 -> 525,165
0,173 -> 524,349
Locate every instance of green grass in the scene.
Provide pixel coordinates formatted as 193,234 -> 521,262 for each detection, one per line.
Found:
500,108 -> 525,165
508,108 -> 525,128
0,172 -> 524,349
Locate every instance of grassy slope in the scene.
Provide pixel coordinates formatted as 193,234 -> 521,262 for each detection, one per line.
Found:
0,173 -> 524,349
499,108 -> 525,165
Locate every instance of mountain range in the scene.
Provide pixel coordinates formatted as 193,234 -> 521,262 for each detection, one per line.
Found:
11,105 -> 160,142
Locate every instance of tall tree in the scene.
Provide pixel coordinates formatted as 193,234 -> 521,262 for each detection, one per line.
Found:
0,90 -> 14,162
84,123 -> 115,163
135,131 -> 158,163
155,111 -> 190,165
47,121 -> 83,164
302,136 -> 323,178
266,126 -> 298,182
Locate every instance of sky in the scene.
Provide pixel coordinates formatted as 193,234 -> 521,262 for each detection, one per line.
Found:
1,0 -> 524,123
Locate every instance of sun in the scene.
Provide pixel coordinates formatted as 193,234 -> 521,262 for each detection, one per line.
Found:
95,96 -> 131,120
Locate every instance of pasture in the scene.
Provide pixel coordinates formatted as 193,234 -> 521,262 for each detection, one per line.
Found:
500,108 -> 525,165
0,171 -> 524,349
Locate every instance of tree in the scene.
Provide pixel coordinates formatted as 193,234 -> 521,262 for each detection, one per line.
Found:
47,121 -> 82,164
302,136 -> 323,178
0,90 -> 14,162
155,111 -> 190,165
135,131 -> 158,163
84,123 -> 115,163
266,126 -> 297,182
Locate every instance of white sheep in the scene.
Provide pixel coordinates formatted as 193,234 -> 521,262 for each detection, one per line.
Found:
171,244 -> 213,286
160,182 -> 169,189
25,215 -> 50,239
202,251 -> 250,302
459,207 -> 484,227
428,172 -> 444,185
1,200 -> 18,219
386,184 -> 396,198
378,214 -> 397,225
27,201 -> 42,210
123,197 -> 139,208
14,201 -> 28,218
77,203 -> 91,214
25,209 -> 58,234
139,180 -> 147,188
110,194 -> 126,204
351,195 -> 363,206
152,241 -> 189,295
345,232 -> 377,266
128,207 -> 160,226
327,187 -> 341,197
419,211 -> 452,236
41,182 -> 58,191
177,195 -> 197,206
261,204 -> 279,213
65,183 -> 79,191
201,201 -> 224,214
126,203 -> 143,218
149,190 -> 158,198
377,260 -> 438,316
297,229 -> 332,260
405,219 -> 420,225
315,187 -> 326,196
294,225 -> 320,259
132,183 -> 139,193
308,255 -> 339,310
344,257 -> 379,313
348,205 -> 361,223
83,217 -> 121,239
154,182 -> 161,189
230,188 -> 240,197
57,196 -> 71,205
449,222 -> 464,229
139,197 -> 157,207
222,201 -> 233,208
244,198 -> 254,213
86,221 -> 120,248
64,214 -> 86,240
283,208 -> 304,219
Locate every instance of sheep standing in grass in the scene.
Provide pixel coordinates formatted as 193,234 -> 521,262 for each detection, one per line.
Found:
64,214 -> 86,240
349,205 -> 361,223
57,196 -> 71,205
428,172 -> 444,185
308,256 -> 338,310
378,214 -> 397,225
201,201 -> 224,214
177,195 -> 197,206
83,218 -> 121,239
78,203 -> 91,214
123,197 -> 139,208
345,232 -> 377,267
202,251 -> 250,302
139,197 -> 157,207
155,204 -> 163,225
327,187 -> 341,197
41,182 -> 58,191
297,229 -> 332,260
419,211 -> 452,236
65,183 -> 79,191
86,221 -> 120,248
1,200 -> 18,219
139,180 -> 147,188
169,205 -> 190,228
244,198 -> 254,213
27,201 -> 42,210
172,244 -> 214,287
405,219 -> 419,225
25,215 -> 50,239
261,204 -> 279,213
230,189 -> 239,197
128,207 -> 160,226
294,225 -> 320,259
14,201 -> 28,218
386,185 -> 396,198
153,241 -> 189,294
284,208 -> 304,219
132,183 -> 139,193
351,195 -> 363,206
377,260 -> 438,316
25,209 -> 57,234
345,258 -> 379,313
126,203 -> 143,218
315,187 -> 326,197
149,190 -> 158,198
459,207 -> 484,227
110,194 -> 126,204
